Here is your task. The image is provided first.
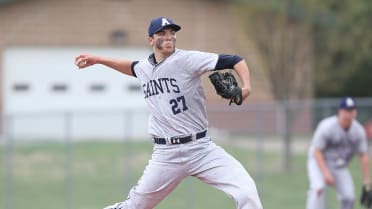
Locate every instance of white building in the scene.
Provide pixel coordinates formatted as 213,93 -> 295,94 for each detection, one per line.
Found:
3,47 -> 150,140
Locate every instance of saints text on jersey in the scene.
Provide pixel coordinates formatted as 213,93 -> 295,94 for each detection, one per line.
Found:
142,77 -> 180,99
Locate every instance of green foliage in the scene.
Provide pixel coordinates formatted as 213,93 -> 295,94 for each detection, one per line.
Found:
312,0 -> 372,97
342,59 -> 372,97
230,0 -> 372,98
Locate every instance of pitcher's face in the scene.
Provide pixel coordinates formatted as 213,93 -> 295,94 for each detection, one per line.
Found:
149,28 -> 176,56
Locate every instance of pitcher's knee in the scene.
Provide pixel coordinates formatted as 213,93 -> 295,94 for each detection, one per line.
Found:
234,191 -> 263,209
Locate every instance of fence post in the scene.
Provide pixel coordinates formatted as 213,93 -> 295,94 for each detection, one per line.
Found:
279,101 -> 294,171
123,110 -> 133,193
255,105 -> 265,194
5,115 -> 14,209
186,179 -> 195,209
64,112 -> 72,209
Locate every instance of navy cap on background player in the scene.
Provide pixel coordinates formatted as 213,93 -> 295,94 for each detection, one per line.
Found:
148,17 -> 181,36
339,96 -> 357,110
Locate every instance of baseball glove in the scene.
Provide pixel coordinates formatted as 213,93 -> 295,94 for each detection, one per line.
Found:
361,184 -> 372,208
209,71 -> 242,105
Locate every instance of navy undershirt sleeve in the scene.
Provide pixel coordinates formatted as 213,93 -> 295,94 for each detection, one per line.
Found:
131,61 -> 139,77
214,54 -> 243,70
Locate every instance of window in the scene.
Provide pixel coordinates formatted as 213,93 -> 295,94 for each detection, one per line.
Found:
13,83 -> 30,92
90,84 -> 106,92
127,84 -> 141,92
51,84 -> 68,92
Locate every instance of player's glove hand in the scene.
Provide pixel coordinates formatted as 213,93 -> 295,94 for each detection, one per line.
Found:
361,184 -> 372,208
209,71 -> 242,105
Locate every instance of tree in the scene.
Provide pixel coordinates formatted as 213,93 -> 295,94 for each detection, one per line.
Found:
233,0 -> 315,171
313,0 -> 372,97
343,59 -> 372,97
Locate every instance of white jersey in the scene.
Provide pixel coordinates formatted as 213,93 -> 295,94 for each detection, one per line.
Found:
132,48 -> 218,138
306,115 -> 367,209
308,115 -> 368,168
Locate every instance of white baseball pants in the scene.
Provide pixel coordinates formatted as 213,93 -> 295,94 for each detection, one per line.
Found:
108,137 -> 263,209
306,156 -> 355,209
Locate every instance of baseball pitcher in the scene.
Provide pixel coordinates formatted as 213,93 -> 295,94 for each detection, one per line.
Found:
306,97 -> 371,209
75,17 -> 263,209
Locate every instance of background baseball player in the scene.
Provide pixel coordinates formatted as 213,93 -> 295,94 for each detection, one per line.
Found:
75,17 -> 263,209
306,97 -> 371,209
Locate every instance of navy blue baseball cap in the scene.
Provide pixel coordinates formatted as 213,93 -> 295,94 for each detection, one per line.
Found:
339,96 -> 356,110
148,17 -> 181,36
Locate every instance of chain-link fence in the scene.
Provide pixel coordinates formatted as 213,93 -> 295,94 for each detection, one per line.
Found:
1,98 -> 372,209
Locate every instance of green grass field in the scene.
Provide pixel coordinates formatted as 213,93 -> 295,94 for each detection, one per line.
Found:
0,140 -> 367,209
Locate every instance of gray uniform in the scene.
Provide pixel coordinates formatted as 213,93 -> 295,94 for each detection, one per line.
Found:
104,49 -> 263,209
137,49 -> 215,137
306,115 -> 368,209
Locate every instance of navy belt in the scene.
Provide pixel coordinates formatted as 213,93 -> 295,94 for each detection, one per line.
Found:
153,130 -> 207,145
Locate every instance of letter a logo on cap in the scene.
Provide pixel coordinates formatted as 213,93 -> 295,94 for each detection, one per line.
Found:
161,18 -> 170,26
346,97 -> 354,107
